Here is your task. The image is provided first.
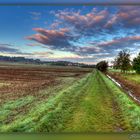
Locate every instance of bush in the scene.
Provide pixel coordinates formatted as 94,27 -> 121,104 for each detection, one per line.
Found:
96,61 -> 108,72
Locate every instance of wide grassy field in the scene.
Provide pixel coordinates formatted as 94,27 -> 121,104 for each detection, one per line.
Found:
0,64 -> 140,132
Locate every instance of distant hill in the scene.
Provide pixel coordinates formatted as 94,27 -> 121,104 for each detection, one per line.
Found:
0,55 -> 95,68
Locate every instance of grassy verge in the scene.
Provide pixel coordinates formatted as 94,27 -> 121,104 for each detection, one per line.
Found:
109,68 -> 140,84
101,72 -> 140,131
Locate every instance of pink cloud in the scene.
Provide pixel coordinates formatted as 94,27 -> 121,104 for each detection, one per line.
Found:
55,9 -> 109,32
105,6 -> 140,27
98,36 -> 140,48
26,27 -> 73,51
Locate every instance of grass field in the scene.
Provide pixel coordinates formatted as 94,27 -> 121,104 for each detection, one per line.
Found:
109,68 -> 140,84
0,64 -> 140,132
121,74 -> 140,84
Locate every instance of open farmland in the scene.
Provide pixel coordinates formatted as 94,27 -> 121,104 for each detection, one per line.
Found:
0,64 -> 140,132
0,64 -> 91,102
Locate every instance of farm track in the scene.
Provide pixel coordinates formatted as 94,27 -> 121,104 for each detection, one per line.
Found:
64,70 -> 126,132
99,73 -> 125,131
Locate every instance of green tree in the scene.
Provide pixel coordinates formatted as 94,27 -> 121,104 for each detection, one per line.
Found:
96,61 -> 108,72
133,53 -> 140,74
113,58 -> 120,69
113,50 -> 131,73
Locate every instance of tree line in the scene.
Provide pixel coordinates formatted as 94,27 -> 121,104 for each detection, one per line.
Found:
0,55 -> 96,68
96,50 -> 140,74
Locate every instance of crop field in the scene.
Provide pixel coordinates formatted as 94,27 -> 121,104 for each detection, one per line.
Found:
0,64 -> 140,132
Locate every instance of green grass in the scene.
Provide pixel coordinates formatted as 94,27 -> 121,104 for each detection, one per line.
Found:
64,71 -> 115,132
64,71 -> 140,132
109,68 -> 135,73
109,68 -> 140,84
0,73 -> 91,132
122,74 -> 140,84
101,72 -> 140,131
0,96 -> 34,125
1,70 -> 140,132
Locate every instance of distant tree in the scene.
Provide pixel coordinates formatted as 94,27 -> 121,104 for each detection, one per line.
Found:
112,58 -> 120,69
133,53 -> 140,74
96,61 -> 108,72
113,50 -> 131,73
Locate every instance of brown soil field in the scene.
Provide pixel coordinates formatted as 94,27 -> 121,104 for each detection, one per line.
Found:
0,65 -> 92,104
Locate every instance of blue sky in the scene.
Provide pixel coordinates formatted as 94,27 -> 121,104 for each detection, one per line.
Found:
0,5 -> 140,64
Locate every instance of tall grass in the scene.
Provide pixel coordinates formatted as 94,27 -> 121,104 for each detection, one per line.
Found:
0,96 -> 34,126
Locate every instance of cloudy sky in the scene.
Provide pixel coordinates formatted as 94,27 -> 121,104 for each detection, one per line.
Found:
0,5 -> 140,64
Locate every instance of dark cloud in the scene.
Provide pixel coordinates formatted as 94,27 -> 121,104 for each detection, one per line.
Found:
74,35 -> 140,56
97,36 -> 140,52
26,28 -> 76,51
74,46 -> 102,56
105,6 -> 140,29
55,8 -> 110,36
0,43 -> 33,56
0,43 -> 20,53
